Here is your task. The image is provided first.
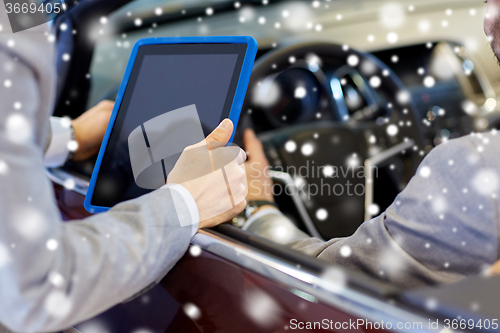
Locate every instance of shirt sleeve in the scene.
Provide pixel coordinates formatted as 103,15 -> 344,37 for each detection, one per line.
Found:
43,117 -> 72,168
163,183 -> 200,236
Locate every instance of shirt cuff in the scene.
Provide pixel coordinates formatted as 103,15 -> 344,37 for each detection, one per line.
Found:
241,207 -> 283,231
162,184 -> 199,237
43,117 -> 72,168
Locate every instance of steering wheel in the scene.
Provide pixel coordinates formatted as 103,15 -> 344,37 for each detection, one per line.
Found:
236,42 -> 425,240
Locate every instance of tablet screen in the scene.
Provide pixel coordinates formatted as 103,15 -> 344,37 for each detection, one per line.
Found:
91,43 -> 247,208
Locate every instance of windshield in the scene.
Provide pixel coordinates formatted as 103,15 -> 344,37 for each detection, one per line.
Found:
88,0 -> 487,107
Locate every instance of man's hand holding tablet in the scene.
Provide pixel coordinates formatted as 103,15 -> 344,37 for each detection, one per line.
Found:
168,118 -> 248,229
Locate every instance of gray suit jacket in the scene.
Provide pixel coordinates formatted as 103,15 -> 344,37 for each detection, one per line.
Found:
0,14 -> 196,332
249,132 -> 500,289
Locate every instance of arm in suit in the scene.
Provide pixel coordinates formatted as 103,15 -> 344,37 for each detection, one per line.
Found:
247,134 -> 500,289
0,26 -> 198,332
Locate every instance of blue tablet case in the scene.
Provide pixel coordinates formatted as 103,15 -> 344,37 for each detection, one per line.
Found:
85,36 -> 258,213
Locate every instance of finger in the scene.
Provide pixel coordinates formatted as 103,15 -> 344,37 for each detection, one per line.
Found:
244,129 -> 267,164
205,119 -> 233,145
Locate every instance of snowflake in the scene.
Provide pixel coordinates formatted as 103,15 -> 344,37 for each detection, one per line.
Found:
301,143 -> 314,156
189,245 -> 201,257
347,153 -> 360,167
379,248 -> 407,277
340,245 -> 352,257
387,124 -> 398,136
243,289 -> 280,328
432,196 -> 447,213
294,87 -> 307,99
12,207 -> 47,240
0,160 -> 8,176
471,302 -> 480,312
387,32 -> 398,44
369,76 -> 381,88
423,76 -> 436,88
322,166 -> 334,178
46,239 -> 58,251
67,140 -> 79,152
426,298 -> 438,310
379,3 -> 405,29
347,54 -> 359,67
321,267 -> 346,293
397,91 -> 410,104
64,179 -> 75,190
48,271 -> 64,287
472,169 -> 499,196
368,204 -> 380,216
45,291 -> 73,317
419,166 -> 431,178
316,208 -> 328,221
284,140 -> 297,153
418,20 -> 431,32
6,114 -> 32,143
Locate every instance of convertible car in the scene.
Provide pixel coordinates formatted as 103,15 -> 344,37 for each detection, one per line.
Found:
49,0 -> 500,332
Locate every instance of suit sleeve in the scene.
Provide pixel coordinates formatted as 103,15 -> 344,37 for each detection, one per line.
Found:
0,50 -> 198,332
252,136 -> 500,289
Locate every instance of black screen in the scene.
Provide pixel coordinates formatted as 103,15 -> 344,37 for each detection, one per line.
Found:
91,43 -> 247,208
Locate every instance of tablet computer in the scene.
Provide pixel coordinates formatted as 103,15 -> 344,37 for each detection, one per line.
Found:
84,36 -> 258,213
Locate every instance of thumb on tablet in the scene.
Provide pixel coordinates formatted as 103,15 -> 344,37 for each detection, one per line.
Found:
206,118 -> 233,146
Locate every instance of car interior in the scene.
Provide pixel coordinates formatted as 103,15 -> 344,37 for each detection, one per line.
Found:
47,0 -> 500,330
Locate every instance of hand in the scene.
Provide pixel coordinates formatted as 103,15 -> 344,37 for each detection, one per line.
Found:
488,260 -> 500,276
71,100 -> 114,161
167,119 -> 248,229
243,129 -> 274,203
